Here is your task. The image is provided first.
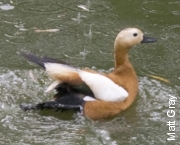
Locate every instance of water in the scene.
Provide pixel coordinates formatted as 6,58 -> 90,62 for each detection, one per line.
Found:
0,0 -> 180,144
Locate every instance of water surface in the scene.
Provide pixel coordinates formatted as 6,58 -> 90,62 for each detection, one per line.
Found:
0,0 -> 179,144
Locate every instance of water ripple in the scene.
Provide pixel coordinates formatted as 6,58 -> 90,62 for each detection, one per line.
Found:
2,21 -> 35,44
141,0 -> 180,18
17,1 -> 65,14
141,1 -> 165,14
168,1 -> 180,16
165,24 -> 180,34
138,76 -> 179,123
60,1 -> 112,13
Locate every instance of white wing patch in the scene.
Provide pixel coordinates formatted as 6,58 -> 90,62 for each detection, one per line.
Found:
44,63 -> 78,92
45,80 -> 61,93
44,63 -> 78,79
83,96 -> 97,101
43,63 -> 128,102
79,71 -> 128,102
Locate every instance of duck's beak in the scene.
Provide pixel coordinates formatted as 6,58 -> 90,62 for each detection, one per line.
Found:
141,35 -> 157,43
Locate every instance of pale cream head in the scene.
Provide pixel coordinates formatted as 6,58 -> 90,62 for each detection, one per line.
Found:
113,28 -> 156,67
114,28 -> 144,48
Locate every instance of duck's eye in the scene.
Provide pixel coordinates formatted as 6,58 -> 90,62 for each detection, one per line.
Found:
133,33 -> 138,37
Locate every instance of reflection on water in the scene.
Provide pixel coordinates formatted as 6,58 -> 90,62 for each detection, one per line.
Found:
0,0 -> 180,144
0,4 -> 14,11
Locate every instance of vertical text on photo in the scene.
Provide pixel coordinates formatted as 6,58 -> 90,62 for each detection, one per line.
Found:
167,95 -> 177,141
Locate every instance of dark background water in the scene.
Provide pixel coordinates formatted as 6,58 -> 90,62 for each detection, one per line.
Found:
0,0 -> 179,144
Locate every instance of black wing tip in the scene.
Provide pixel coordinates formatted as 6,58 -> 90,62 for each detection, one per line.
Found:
21,51 -> 71,68
21,52 -> 46,68
20,101 -> 84,113
20,103 -> 37,111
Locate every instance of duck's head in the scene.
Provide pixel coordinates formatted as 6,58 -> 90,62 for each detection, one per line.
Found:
114,28 -> 156,49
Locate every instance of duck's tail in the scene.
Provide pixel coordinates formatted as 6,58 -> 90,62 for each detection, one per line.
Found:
21,52 -> 70,69
21,52 -> 83,87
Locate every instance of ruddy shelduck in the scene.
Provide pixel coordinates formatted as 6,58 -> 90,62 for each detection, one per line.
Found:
20,28 -> 156,120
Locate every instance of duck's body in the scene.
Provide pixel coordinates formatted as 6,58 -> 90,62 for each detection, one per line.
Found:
20,28 -> 156,120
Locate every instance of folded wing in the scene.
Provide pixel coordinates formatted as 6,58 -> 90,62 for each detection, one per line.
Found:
22,53 -> 128,102
45,63 -> 128,102
79,71 -> 128,102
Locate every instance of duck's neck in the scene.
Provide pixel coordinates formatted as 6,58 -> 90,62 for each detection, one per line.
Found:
114,45 -> 130,69
113,44 -> 138,111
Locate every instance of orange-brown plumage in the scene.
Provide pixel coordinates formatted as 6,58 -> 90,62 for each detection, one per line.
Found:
84,53 -> 138,119
21,28 -> 156,120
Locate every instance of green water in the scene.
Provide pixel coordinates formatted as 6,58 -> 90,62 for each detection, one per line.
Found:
0,0 -> 179,144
